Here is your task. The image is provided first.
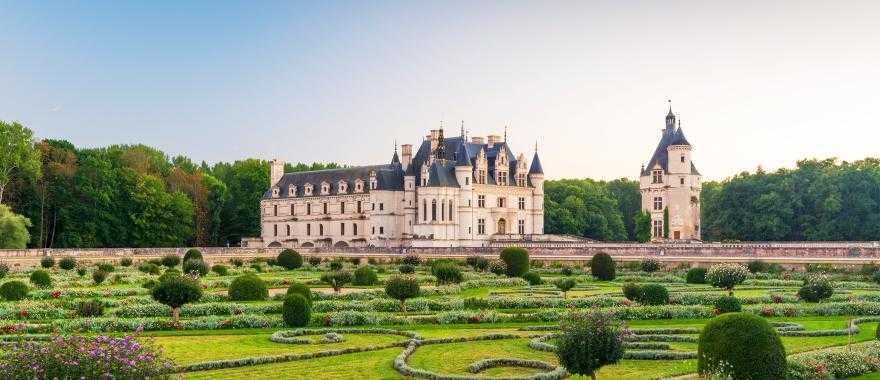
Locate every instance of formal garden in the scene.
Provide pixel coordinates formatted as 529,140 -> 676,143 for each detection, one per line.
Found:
1,248 -> 880,379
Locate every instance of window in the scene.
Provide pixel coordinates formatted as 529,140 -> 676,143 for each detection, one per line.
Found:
319,224 -> 324,236
422,200 -> 427,222
680,177 -> 685,185
290,204 -> 295,215
321,183 -> 330,194
273,205 -> 278,216
304,184 -> 313,196
323,202 -> 328,214
518,197 -> 526,210
372,226 -> 376,234
286,225 -> 291,236
379,203 -> 384,211
431,200 -> 437,221
653,197 -> 663,211
273,224 -> 278,236
307,224 -> 311,236
353,223 -> 358,235
307,203 -> 311,215
465,177 -> 470,185
516,173 -> 526,187
680,155 -> 685,163
497,197 -> 506,208
379,226 -> 384,234
477,195 -> 486,208
652,170 -> 663,184
653,220 -> 663,238
518,219 -> 525,234
288,185 -> 296,196
340,222 -> 345,236
497,171 -> 508,186
338,181 -> 347,193
357,201 -> 362,213
272,188 -> 279,197
477,219 -> 486,235
449,201 -> 453,221
340,202 -> 345,213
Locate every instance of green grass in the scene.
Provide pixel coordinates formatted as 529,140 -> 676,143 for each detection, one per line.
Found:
185,348 -> 402,380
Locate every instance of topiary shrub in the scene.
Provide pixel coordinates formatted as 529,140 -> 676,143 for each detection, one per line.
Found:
713,295 -> 742,314
398,264 -> 415,274
96,262 -> 115,273
76,267 -> 87,277
0,280 -> 28,301
76,300 -> 105,317
183,249 -> 203,264
307,256 -> 321,267
488,260 -> 506,276
286,282 -> 312,304
686,267 -> 707,284
138,262 -> 161,275
640,259 -> 661,273
638,284 -> 669,305
705,263 -> 748,295
92,270 -> 108,285
320,271 -> 352,293
29,270 -> 52,288
522,271 -> 543,286
58,257 -> 77,270
352,266 -> 379,286
499,247 -> 530,277
622,282 -> 643,302
282,293 -> 311,327
556,310 -> 626,379
746,259 -> 770,274
798,274 -> 834,302
328,261 -> 343,271
228,273 -> 269,301
590,252 -> 616,281
555,278 -> 577,299
161,254 -> 180,268
0,262 -> 8,279
120,257 -> 133,267
183,259 -> 209,276
385,275 -> 420,312
560,266 -> 573,276
402,255 -> 421,266
211,264 -> 228,276
151,274 -> 203,322
277,249 -> 304,270
698,313 -> 785,379
40,256 -> 55,269
431,262 -> 463,284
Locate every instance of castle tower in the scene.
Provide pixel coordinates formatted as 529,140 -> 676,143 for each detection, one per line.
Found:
640,103 -> 702,241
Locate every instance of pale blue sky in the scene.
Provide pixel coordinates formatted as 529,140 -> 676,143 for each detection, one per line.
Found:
2,1 -> 879,180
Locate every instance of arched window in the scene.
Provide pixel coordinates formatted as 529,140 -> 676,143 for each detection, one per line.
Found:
319,224 -> 324,236
431,200 -> 437,221
423,200 -> 427,222
441,199 -> 446,221
449,200 -> 454,221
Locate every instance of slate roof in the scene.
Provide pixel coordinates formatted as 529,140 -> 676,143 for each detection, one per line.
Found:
529,152 -> 543,175
426,160 -> 459,187
642,117 -> 700,176
264,163 -> 404,198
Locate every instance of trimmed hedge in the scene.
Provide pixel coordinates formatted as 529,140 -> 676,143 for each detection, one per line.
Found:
638,284 -> 669,306
183,259 -> 209,276
58,257 -> 77,270
685,267 -> 707,284
500,247 -> 530,277
713,295 -> 742,314
282,294 -> 311,327
698,313 -> 786,379
183,249 -> 203,264
352,267 -> 379,286
0,281 -> 29,301
590,252 -> 615,281
522,271 -> 543,286
286,282 -> 312,304
40,256 -> 55,269
277,249 -> 303,270
431,262 -> 463,285
29,270 -> 52,288
228,274 -> 269,301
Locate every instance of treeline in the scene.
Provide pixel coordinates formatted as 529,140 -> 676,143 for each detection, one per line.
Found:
544,178 -> 641,241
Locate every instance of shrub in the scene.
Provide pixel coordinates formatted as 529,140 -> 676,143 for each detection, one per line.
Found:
142,279 -> 158,289
640,259 -> 661,273
488,260 -> 506,276
183,248 -> 203,263
522,271 -> 543,285
398,264 -> 415,274
713,295 -> 742,314
138,262 -> 161,275
40,256 -> 55,268
348,257 -> 362,266
385,275 -> 420,312
58,256 -> 77,270
590,252 -> 616,281
96,262 -> 115,272
555,278 -> 577,299
230,258 -> 244,267
798,274 -> 834,302
92,270 -> 108,285
183,259 -> 209,276
228,273 -> 269,301
320,271 -> 352,292
705,263 -> 748,295
120,257 -> 133,267
431,262 -> 463,284
0,280 -> 28,301
0,262 -> 8,279
872,270 -> 880,285
159,268 -> 181,282
329,261 -> 343,271
698,313 -> 786,379
500,247 -> 530,277
286,282 -> 312,304
266,258 -> 278,267
352,266 -> 379,286
622,282 -> 643,302
282,294 -> 311,327
466,256 -> 489,271
560,266 -> 573,276
638,284 -> 669,305
686,267 -> 707,284
29,269 -> 52,288
76,267 -> 87,277
556,310 -> 627,378
402,255 -> 421,266
151,275 -> 203,322
277,249 -> 304,270
746,259 -> 770,273
211,264 -> 228,276
161,254 -> 180,268
308,256 -> 321,267
250,263 -> 263,272
76,299 -> 105,317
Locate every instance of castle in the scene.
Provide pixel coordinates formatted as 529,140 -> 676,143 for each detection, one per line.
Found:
640,104 -> 702,241
252,127 -> 545,248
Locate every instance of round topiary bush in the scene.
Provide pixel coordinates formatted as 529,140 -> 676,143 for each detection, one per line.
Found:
638,283 -> 669,305
640,259 -> 661,273
705,263 -> 748,295
590,252 -> 616,281
488,260 -> 506,276
352,266 -> 379,286
286,282 -> 312,304
499,247 -> 530,277
713,295 -> 742,314
746,259 -> 770,274
138,263 -> 161,275
161,254 -> 181,268
183,249 -> 203,264
555,278 -> 577,299
183,259 -> 209,276
151,274 -> 203,322
698,312 -> 786,379
40,256 -> 55,269
556,310 -> 626,378
398,264 -> 415,274
0,263 -> 8,279
92,270 -> 108,285
119,257 -> 133,267
622,282 -> 642,302
29,270 -> 52,288
0,280 -> 28,301
522,271 -> 543,285
686,267 -> 708,284
76,267 -> 87,277
211,264 -> 228,276
58,257 -> 77,270
282,293 -> 311,327
228,273 -> 269,301
431,262 -> 463,284
798,274 -> 834,302
307,256 -> 321,267
385,275 -> 420,312
76,299 -> 105,317
277,249 -> 303,270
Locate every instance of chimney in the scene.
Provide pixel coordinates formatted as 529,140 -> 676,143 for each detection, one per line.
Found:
487,135 -> 500,148
270,159 -> 284,187
429,129 -> 440,152
401,144 -> 413,171
471,136 -> 485,144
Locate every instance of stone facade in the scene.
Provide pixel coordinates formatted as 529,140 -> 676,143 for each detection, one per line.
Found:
640,105 -> 702,241
254,128 -> 545,248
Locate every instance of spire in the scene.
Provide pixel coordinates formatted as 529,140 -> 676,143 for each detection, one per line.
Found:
529,151 -> 544,175
435,124 -> 446,160
391,139 -> 400,164
460,120 -> 465,138
454,142 -> 470,167
504,125 -> 508,142
665,99 -> 676,132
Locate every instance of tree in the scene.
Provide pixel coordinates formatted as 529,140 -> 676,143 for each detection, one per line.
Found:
0,204 -> 31,248
150,274 -> 203,323
385,275 -> 420,312
662,207 -> 669,239
499,247 -> 530,277
705,264 -> 748,295
544,179 -> 627,241
0,121 -> 41,205
320,271 -> 351,293
589,252 -> 616,281
277,249 -> 303,270
633,210 -> 651,243
555,311 -> 626,380
554,278 -> 576,299
605,179 -> 641,240
282,293 -> 311,327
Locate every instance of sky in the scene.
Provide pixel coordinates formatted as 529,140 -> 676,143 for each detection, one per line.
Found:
1,1 -> 879,181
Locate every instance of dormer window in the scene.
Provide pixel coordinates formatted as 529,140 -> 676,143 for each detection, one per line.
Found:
516,173 -> 526,187
652,170 -> 663,184
497,171 -> 508,186
338,180 -> 348,194
271,187 -> 279,198
369,171 -> 378,190
321,182 -> 330,195
354,179 -> 364,193
288,185 -> 297,197
304,183 -> 313,196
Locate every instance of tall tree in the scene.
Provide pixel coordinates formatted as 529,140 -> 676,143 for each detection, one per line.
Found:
0,204 -> 31,249
0,121 -> 41,204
